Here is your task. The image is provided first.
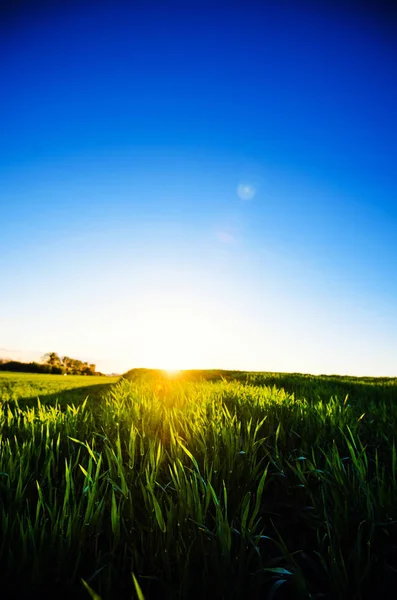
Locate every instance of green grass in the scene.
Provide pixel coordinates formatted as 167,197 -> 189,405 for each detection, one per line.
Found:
0,371 -> 119,405
0,369 -> 396,599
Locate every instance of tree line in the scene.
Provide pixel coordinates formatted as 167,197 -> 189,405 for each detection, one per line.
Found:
0,352 -> 104,376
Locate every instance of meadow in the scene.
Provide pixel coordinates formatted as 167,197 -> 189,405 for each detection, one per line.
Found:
0,369 -> 396,599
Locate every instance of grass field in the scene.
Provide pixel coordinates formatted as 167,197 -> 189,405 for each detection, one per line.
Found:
0,371 -> 119,404
0,369 -> 396,599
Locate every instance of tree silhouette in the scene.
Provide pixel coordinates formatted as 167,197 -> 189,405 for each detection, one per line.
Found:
42,352 -> 62,368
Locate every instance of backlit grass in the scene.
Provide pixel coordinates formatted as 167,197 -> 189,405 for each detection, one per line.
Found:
0,370 -> 396,599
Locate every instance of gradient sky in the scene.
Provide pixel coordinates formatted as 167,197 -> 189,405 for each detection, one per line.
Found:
1,0 -> 396,375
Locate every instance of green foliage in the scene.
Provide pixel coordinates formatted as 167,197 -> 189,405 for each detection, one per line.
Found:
0,352 -> 104,376
0,370 -> 396,599
0,359 -> 64,374
41,352 -> 102,376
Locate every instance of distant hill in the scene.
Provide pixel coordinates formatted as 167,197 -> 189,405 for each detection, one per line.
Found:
122,367 -> 397,405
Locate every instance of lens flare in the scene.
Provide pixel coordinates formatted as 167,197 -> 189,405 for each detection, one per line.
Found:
237,183 -> 256,200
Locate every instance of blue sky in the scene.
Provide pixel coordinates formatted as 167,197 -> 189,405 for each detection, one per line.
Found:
1,1 -> 396,375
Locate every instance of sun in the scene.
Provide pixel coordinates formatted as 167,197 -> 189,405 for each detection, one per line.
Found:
129,287 -> 227,373
163,369 -> 181,378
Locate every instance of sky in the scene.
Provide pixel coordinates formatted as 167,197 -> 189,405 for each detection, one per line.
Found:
1,0 -> 396,375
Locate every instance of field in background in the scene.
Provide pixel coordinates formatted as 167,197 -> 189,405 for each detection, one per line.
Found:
0,371 -> 119,405
0,369 -> 396,599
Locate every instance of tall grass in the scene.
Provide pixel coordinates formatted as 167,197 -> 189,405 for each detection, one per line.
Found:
0,371 -> 396,599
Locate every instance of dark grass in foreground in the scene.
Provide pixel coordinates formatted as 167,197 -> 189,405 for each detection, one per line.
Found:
0,370 -> 397,599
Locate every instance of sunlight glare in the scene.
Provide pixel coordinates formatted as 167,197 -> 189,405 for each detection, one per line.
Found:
132,290 -> 221,371
163,369 -> 181,378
